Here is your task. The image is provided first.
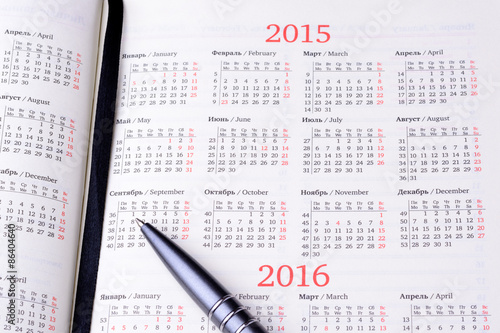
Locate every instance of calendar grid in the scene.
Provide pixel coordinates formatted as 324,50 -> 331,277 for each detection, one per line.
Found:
122,61 -> 200,108
304,127 -> 385,175
104,306 -> 187,333
306,304 -> 389,332
98,303 -> 283,332
113,128 -> 196,175
211,127 -> 290,174
205,201 -> 289,250
3,40 -> 84,89
306,61 -> 384,111
304,201 -> 387,257
409,303 -> 491,332
398,59 -> 477,106
400,126 -> 481,182
0,177 -> 70,240
402,198 -> 485,250
214,60 -> 291,106
0,107 -> 77,163
107,200 -> 191,250
2,1 -> 499,332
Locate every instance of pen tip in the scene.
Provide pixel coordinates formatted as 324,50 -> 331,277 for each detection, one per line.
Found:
135,218 -> 145,227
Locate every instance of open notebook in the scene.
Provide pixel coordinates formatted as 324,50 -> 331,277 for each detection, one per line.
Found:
1,0 -> 499,332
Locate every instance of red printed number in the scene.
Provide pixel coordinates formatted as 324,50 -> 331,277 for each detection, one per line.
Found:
266,24 -> 330,43
258,264 -> 330,287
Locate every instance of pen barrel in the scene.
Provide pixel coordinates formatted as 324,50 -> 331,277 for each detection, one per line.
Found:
141,223 -> 268,333
209,295 -> 268,333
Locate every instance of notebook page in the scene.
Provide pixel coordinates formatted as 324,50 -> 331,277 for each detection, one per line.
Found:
0,0 -> 103,331
91,1 -> 500,332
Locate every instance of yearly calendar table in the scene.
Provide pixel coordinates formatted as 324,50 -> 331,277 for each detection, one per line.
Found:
0,1 -> 499,333
88,2 -> 498,331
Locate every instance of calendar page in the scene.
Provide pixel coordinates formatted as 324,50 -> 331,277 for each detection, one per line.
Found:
90,1 -> 500,332
0,0 -> 103,332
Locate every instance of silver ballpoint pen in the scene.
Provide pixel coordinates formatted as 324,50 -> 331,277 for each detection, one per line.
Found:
136,218 -> 269,333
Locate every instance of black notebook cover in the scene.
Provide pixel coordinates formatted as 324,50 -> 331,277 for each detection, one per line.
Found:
72,1 -> 123,332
